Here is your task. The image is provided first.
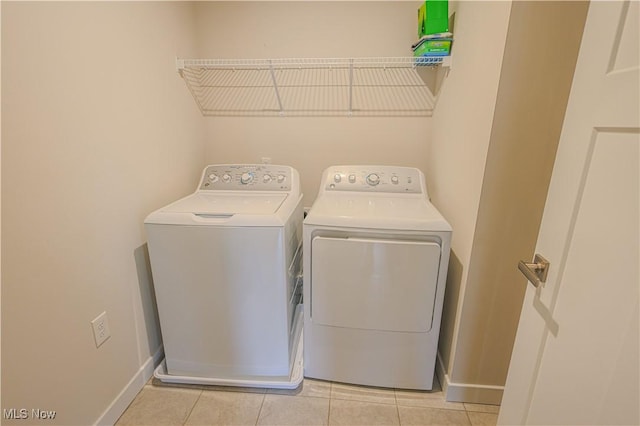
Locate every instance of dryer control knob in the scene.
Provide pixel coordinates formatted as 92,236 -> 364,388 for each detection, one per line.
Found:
222,174 -> 232,183
263,174 -> 273,183
348,174 -> 356,183
240,172 -> 254,184
277,174 -> 286,183
334,174 -> 342,183
391,176 -> 399,184
366,173 -> 380,186
209,173 -> 219,183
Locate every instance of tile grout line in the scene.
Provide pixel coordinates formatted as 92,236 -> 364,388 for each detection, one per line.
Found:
181,389 -> 204,426
394,388 -> 402,426
327,382 -> 333,425
464,409 -> 473,426
254,392 -> 266,426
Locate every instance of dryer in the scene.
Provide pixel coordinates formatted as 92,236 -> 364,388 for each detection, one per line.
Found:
145,164 -> 303,389
303,165 -> 451,390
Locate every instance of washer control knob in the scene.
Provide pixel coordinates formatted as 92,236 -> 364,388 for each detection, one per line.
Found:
348,174 -> 356,183
240,172 -> 254,184
222,174 -> 232,183
334,174 -> 342,183
391,176 -> 399,184
208,173 -> 219,183
277,174 -> 286,183
263,174 -> 272,183
366,173 -> 380,186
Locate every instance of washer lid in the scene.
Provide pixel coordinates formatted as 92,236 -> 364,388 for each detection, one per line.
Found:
160,192 -> 287,215
305,193 -> 451,232
145,192 -> 293,226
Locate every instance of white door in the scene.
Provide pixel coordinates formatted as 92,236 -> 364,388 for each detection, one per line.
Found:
499,1 -> 639,425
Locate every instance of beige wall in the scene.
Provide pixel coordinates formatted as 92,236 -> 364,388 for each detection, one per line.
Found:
426,0 -> 513,397
1,2 -> 204,424
433,1 -> 588,403
195,1 -> 430,204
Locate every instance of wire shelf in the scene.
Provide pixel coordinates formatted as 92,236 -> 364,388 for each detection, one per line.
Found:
177,57 -> 450,117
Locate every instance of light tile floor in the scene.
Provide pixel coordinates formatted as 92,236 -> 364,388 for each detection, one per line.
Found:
116,377 -> 499,426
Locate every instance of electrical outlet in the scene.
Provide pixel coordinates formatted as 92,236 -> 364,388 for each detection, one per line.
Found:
91,311 -> 111,348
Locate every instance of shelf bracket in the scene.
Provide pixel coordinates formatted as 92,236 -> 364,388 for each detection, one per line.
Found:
348,59 -> 354,116
268,60 -> 284,115
175,57 -> 185,76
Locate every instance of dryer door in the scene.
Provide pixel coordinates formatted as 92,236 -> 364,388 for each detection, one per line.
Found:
311,236 -> 441,333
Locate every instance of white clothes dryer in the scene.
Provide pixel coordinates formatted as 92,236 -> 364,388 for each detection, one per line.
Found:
303,165 -> 451,390
145,164 -> 303,389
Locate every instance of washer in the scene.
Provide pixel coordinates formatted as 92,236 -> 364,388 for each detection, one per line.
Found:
303,165 -> 451,390
145,164 -> 304,389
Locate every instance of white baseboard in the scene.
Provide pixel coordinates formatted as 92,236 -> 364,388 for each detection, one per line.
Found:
94,346 -> 164,426
436,351 -> 504,405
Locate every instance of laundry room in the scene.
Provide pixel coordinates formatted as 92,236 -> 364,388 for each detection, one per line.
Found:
5,1 -> 636,426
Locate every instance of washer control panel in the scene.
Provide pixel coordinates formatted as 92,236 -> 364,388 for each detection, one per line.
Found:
199,164 -> 291,191
323,166 -> 424,194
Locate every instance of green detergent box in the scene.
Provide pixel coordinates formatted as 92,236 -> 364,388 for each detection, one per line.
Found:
418,0 -> 449,37
413,38 -> 452,57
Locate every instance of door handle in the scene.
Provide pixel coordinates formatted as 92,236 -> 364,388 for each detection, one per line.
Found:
518,254 -> 550,288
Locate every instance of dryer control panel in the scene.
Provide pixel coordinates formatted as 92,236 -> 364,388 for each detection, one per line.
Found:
321,166 -> 425,194
198,164 -> 292,191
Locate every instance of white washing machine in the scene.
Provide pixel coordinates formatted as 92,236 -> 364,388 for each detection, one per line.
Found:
145,164 -> 304,389
303,165 -> 451,390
